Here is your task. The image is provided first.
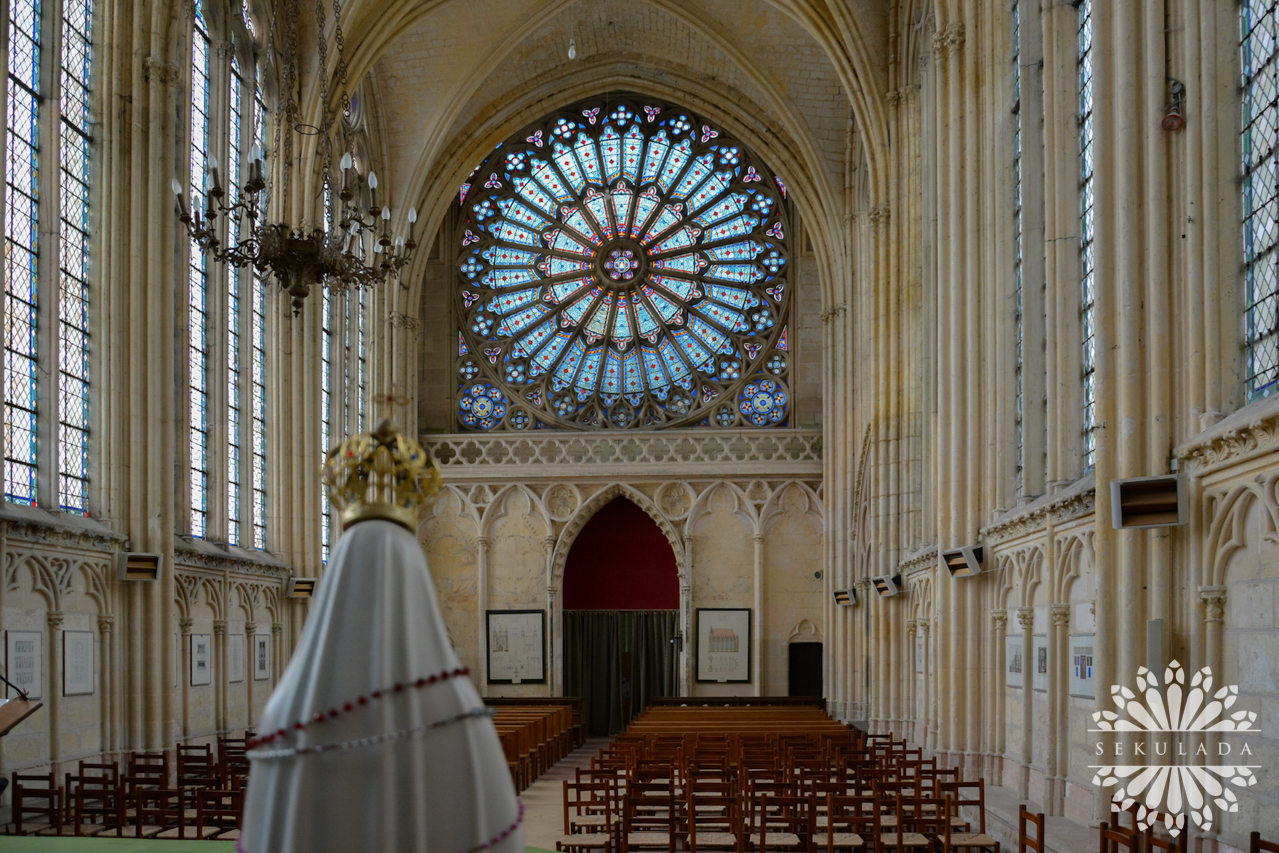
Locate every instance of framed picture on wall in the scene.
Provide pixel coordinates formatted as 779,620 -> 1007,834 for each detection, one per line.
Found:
486,610 -> 546,684
253,634 -> 271,681
696,608 -> 752,684
228,633 -> 245,683
1069,634 -> 1095,698
1005,634 -> 1023,688
63,631 -> 94,696
190,634 -> 212,687
5,631 -> 42,700
1033,634 -> 1048,692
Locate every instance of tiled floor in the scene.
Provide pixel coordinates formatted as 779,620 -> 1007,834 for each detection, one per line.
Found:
521,737 -> 611,852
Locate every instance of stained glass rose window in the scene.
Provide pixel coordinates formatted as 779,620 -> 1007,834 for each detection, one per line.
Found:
456,97 -> 791,430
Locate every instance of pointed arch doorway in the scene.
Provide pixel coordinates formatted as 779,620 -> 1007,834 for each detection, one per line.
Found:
562,497 -> 680,735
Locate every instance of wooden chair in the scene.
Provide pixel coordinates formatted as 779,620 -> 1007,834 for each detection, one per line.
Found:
757,793 -> 810,852
817,794 -> 873,852
935,780 -> 998,850
907,794 -> 953,851
136,787 -> 187,839
1100,821 -> 1143,853
559,779 -> 613,853
67,773 -> 126,837
878,790 -> 930,851
1252,832 -> 1279,853
685,794 -> 742,853
194,788 -> 243,839
621,778 -> 677,853
12,771 -> 63,836
1017,806 -> 1044,853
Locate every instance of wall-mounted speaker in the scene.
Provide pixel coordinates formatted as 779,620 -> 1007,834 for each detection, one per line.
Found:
118,553 -> 162,582
286,577 -> 317,599
872,574 -> 901,598
943,545 -> 984,579
1110,475 -> 1186,529
832,588 -> 856,606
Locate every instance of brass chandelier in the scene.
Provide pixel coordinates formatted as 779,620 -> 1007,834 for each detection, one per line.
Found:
174,0 -> 416,313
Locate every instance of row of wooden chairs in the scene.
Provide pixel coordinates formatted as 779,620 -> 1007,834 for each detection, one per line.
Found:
8,735 -> 252,838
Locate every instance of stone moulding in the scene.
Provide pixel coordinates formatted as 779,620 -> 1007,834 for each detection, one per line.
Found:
981,476 -> 1096,546
1176,395 -> 1279,475
420,429 -> 823,481
898,545 -> 938,578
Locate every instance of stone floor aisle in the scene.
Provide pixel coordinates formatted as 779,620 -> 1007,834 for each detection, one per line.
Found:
521,737 -> 612,851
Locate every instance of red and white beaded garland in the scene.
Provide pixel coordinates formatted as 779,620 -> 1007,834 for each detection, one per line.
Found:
246,706 -> 495,759
245,665 -> 470,750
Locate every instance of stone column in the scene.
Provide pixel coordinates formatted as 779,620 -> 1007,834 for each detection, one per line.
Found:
213,620 -> 227,735
752,533 -> 764,697
476,537 -> 490,695
544,536 -> 557,694
98,614 -> 115,755
1048,604 -> 1070,814
1200,587 -> 1227,764
681,535 -> 695,696
905,620 -> 918,741
1017,607 -> 1034,797
244,622 -> 257,731
990,611 -> 1007,783
47,611 -> 64,767
272,623 -> 283,692
179,617 -> 193,740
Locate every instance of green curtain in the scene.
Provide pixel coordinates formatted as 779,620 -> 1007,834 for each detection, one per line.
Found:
564,610 -> 679,736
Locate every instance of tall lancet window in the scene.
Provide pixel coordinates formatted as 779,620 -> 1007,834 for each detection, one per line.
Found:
188,1 -> 212,537
185,0 -> 270,548
1012,0 -> 1024,493
321,287 -> 333,564
1078,0 -> 1097,470
4,0 -> 42,503
4,0 -> 96,512
1243,1 -> 1279,400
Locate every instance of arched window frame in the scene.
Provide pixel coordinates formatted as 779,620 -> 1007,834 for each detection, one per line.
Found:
1078,0 -> 1097,470
184,0 -> 272,549
2,0 -> 98,513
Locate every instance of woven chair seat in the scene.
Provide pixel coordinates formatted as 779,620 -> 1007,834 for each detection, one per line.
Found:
811,833 -> 866,848
558,832 -> 610,848
880,832 -> 930,848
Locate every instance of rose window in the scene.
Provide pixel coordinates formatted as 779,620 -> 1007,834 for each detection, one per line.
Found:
456,97 -> 791,430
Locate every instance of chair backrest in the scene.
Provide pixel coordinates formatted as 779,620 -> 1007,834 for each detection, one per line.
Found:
1100,820 -> 1144,853
758,794 -> 810,851
136,787 -> 186,839
936,778 -> 987,834
907,794 -> 951,843
1252,832 -> 1279,853
13,771 -> 62,836
623,779 -> 676,853
195,788 -> 243,839
1018,805 -> 1045,853
563,779 -> 612,834
77,761 -> 119,782
686,794 -> 740,853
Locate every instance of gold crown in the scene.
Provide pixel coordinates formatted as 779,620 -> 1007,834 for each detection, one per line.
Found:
322,418 -> 442,532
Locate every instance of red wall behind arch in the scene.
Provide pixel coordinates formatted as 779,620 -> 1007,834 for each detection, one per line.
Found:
562,497 -> 679,610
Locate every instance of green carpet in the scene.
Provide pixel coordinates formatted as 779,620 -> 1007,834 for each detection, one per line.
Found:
0,840 -> 554,853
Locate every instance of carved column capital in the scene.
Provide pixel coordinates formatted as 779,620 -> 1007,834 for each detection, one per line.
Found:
1016,608 -> 1035,631
867,204 -> 891,229
388,310 -> 421,332
97,613 -> 115,634
932,22 -> 965,57
143,56 -> 180,86
906,619 -> 917,636
991,610 -> 1007,631
245,622 -> 257,635
476,536 -> 492,550
752,533 -> 765,545
179,617 -> 194,635
213,620 -> 227,636
271,622 -> 282,636
47,610 -> 65,631
919,619 -> 930,636
1050,604 -> 1071,627
1199,586 -> 1227,623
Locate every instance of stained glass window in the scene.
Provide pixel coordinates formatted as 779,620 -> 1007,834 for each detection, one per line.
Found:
58,0 -> 93,512
4,0 -> 41,503
250,75 -> 268,549
227,57 -> 244,545
188,2 -> 211,536
456,97 -> 792,430
1243,1 -> 1279,400
1078,0 -> 1097,470
1012,0 -> 1024,494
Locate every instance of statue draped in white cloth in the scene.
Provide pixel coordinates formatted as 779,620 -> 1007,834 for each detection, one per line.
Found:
239,419 -> 522,853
